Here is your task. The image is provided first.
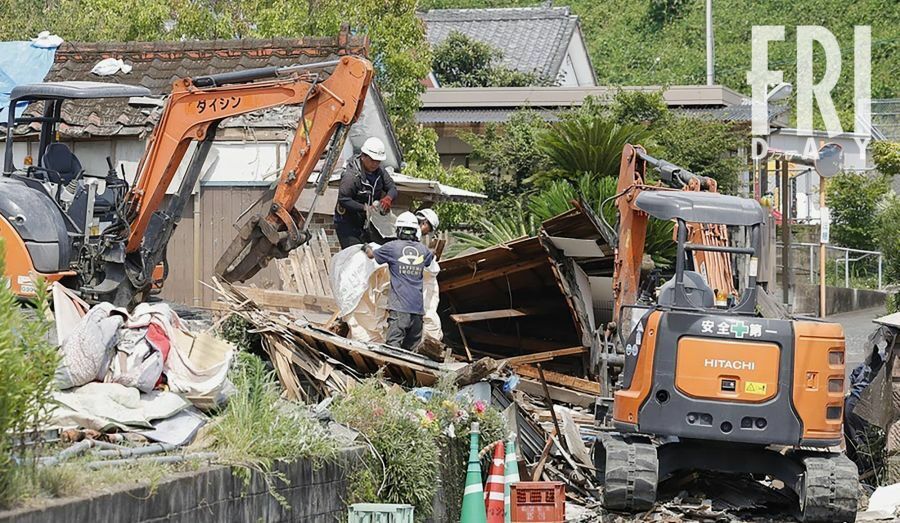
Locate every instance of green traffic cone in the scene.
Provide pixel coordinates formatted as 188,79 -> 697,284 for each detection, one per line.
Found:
504,434 -> 520,523
460,422 -> 488,523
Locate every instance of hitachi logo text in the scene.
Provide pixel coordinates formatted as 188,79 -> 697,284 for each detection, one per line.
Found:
704,359 -> 755,371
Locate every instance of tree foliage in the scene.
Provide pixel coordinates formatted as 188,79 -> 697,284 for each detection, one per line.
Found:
462,109 -> 551,193
872,141 -> 900,178
532,116 -> 653,186
826,172 -> 890,251
432,30 -> 547,87
878,196 -> 900,283
421,0 -> 898,131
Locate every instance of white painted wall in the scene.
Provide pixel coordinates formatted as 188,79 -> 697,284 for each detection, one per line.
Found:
556,31 -> 595,87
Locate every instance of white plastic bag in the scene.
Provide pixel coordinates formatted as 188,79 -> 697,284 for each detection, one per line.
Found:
91,57 -> 132,76
31,31 -> 63,49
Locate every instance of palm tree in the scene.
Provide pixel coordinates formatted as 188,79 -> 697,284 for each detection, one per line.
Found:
528,116 -> 652,186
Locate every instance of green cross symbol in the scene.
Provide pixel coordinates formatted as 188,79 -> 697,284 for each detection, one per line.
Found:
731,321 -> 749,338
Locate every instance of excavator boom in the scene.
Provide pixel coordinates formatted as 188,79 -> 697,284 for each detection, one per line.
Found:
113,55 -> 372,301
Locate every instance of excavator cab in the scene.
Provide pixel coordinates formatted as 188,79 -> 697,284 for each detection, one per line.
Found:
599,145 -> 858,522
1,82 -> 152,296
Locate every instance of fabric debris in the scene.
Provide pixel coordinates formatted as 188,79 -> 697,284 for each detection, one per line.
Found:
51,382 -> 189,432
55,303 -> 125,390
138,407 -> 207,446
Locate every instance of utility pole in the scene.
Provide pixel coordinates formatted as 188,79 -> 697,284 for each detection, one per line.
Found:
705,0 -> 715,85
819,175 -> 828,317
781,160 -> 791,307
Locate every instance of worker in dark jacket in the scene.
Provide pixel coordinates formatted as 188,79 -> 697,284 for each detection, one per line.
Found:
334,137 -> 399,249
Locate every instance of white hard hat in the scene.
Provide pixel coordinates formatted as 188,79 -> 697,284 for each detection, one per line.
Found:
416,208 -> 439,231
395,211 -> 419,231
360,136 -> 387,162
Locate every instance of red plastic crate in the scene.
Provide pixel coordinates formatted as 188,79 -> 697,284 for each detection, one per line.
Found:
510,481 -> 565,522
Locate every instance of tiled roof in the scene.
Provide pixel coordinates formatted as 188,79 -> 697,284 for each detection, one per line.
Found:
10,35 -> 368,138
421,6 -> 578,80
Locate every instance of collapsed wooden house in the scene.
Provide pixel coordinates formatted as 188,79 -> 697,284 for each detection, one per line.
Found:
438,202 -> 621,395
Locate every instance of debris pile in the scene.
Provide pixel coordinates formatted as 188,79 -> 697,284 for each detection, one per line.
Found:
45,283 -> 235,453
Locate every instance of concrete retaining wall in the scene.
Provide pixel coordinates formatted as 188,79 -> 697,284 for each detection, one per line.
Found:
0,447 -> 365,523
792,284 -> 887,315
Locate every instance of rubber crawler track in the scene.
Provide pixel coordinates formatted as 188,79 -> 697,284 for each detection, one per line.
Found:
598,435 -> 658,511
799,453 -> 859,523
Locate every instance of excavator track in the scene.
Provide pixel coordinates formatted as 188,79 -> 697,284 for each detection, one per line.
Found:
595,434 -> 658,511
798,453 -> 859,523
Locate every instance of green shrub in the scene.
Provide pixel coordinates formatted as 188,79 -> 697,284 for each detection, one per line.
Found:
877,196 -> 900,284
211,352 -> 336,504
0,246 -> 59,508
827,172 -> 891,251
433,30 -> 547,88
333,378 -> 507,522
333,380 -> 440,521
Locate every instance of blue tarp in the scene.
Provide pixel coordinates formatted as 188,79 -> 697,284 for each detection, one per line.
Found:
0,41 -> 58,123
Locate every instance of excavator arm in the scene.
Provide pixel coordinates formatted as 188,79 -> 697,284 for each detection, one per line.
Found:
97,56 -> 372,304
611,144 -> 730,323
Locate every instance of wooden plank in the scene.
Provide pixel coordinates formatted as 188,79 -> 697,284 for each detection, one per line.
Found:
501,347 -> 586,366
451,307 -> 553,324
513,364 -> 600,395
232,285 -> 336,310
440,257 -> 548,291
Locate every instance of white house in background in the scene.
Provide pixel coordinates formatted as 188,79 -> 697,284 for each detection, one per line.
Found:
421,6 -> 597,87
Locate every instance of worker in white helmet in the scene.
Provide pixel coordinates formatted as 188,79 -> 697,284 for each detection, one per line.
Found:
364,212 -> 435,350
335,136 -> 398,248
415,208 -> 439,238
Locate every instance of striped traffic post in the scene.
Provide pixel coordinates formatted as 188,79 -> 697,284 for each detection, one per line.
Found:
504,434 -> 520,523
460,422 -> 488,523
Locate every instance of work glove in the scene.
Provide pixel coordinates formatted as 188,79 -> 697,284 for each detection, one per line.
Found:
379,195 -> 393,214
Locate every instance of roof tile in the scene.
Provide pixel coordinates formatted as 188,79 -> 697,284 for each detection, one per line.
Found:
8,36 -> 368,138
422,6 -> 577,79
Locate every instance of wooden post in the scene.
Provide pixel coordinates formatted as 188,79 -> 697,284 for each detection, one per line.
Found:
193,189 -> 202,306
781,160 -> 791,307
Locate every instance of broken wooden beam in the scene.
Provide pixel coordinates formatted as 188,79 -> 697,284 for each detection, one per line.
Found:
516,378 -> 595,408
230,286 -> 336,310
513,364 -> 600,395
440,257 -> 548,291
453,357 -> 505,387
501,347 -> 586,366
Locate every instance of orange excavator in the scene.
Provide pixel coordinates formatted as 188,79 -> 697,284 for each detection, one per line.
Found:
596,144 -> 858,522
1,56 -> 373,306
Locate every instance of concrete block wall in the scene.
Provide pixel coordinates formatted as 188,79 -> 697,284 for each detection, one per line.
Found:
792,283 -> 887,316
0,447 -> 365,523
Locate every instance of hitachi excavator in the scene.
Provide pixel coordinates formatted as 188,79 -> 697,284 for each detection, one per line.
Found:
595,144 -> 858,522
1,56 -> 373,306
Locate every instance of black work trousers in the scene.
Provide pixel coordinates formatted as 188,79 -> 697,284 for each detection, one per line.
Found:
385,310 -> 424,350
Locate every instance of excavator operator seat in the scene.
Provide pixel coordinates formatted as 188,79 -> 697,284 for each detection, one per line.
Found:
657,271 -> 714,309
42,143 -> 83,184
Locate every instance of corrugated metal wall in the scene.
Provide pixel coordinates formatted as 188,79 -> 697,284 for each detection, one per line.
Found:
160,186 -> 284,307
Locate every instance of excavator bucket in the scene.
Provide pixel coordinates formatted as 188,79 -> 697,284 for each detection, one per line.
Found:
214,213 -> 309,283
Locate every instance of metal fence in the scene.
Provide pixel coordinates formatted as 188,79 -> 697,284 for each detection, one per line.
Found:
776,242 -> 884,290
